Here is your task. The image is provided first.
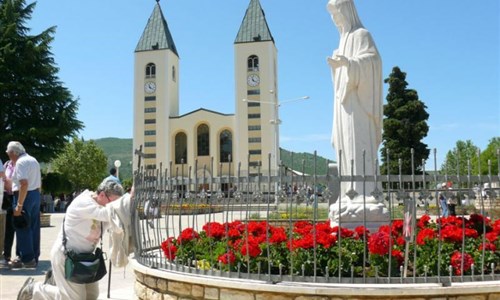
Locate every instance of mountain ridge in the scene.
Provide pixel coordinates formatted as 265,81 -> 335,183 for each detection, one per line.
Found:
93,138 -> 333,179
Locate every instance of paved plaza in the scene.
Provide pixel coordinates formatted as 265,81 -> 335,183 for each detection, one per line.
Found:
0,213 -> 135,299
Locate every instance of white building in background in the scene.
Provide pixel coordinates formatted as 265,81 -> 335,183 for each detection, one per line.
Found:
133,0 -> 280,187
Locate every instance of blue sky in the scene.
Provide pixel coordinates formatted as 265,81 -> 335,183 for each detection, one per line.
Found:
28,0 -> 499,168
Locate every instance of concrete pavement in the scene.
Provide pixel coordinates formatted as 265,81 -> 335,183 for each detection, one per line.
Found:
0,213 -> 135,299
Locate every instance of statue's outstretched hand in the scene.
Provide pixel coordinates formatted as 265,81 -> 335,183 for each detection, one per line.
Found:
327,55 -> 348,68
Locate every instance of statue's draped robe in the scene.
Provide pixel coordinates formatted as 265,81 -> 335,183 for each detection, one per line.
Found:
331,27 -> 382,200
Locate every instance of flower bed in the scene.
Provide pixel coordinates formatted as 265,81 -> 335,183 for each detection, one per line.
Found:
160,214 -> 500,278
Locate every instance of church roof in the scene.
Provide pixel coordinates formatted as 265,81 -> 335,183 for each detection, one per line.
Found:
235,0 -> 274,44
171,108 -> 234,119
135,2 -> 178,56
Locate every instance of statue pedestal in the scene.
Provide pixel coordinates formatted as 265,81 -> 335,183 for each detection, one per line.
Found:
329,195 -> 390,232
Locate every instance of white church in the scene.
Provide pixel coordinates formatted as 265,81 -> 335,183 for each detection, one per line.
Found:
133,0 -> 281,184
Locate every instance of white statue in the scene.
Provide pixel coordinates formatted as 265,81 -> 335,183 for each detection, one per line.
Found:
326,0 -> 389,228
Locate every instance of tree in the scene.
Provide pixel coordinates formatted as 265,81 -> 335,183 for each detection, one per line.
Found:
42,172 -> 72,195
380,67 -> 430,175
441,140 -> 479,175
0,0 -> 83,163
51,138 -> 107,191
478,137 -> 500,175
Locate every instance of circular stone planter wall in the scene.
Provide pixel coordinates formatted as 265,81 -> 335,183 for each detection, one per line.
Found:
40,214 -> 51,227
131,258 -> 500,300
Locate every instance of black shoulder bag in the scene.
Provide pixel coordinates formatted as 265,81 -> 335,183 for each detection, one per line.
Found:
63,218 -> 107,284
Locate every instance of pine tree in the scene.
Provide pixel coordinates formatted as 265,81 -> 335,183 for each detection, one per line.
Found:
0,0 -> 83,163
380,66 -> 429,175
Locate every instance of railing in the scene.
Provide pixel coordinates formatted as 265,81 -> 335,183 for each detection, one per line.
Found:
131,150 -> 500,285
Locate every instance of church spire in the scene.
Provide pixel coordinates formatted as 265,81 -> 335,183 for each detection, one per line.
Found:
135,1 -> 178,56
235,0 -> 274,44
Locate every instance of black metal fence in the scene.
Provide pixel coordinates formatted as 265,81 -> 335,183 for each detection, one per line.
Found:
131,149 -> 500,284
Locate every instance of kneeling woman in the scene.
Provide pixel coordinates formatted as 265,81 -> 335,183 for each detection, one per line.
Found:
18,180 -> 125,300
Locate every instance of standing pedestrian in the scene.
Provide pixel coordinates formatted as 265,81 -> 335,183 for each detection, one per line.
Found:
438,183 -> 449,218
2,159 -> 17,265
5,141 -> 41,268
104,167 -> 121,185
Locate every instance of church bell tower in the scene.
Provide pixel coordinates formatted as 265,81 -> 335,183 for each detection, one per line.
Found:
234,0 -> 279,176
133,1 -> 179,171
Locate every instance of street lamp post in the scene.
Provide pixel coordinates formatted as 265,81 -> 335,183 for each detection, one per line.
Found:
114,160 -> 122,180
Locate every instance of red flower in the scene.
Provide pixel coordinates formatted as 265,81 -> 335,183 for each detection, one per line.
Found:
479,242 -> 496,252
492,219 -> 500,233
368,231 -> 390,256
331,226 -> 355,238
269,227 -> 288,244
391,220 -> 404,236
239,236 -> 262,258
315,222 -> 334,235
464,228 -> 479,239
396,236 -> 405,246
291,234 -> 314,250
218,251 -> 236,265
203,222 -> 225,239
450,251 -> 474,275
227,228 -> 241,239
354,226 -> 370,240
378,225 -> 390,234
438,216 -> 464,228
416,228 -> 436,245
177,228 -> 200,244
417,215 -> 431,229
161,237 -> 177,260
316,231 -> 337,249
248,221 -> 267,236
391,249 -> 404,266
440,225 -> 463,243
228,220 -> 244,232
485,231 -> 498,243
294,221 -> 313,236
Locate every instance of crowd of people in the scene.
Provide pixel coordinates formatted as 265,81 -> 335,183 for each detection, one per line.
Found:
0,141 -> 133,300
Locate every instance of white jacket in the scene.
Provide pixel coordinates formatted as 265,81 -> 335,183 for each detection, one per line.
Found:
106,193 -> 134,268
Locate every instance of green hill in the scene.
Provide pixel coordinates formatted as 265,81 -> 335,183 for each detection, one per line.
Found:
280,148 -> 333,175
93,138 -> 134,180
92,138 -> 333,179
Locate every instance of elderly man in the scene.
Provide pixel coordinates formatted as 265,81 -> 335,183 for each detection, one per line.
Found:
5,141 -> 41,268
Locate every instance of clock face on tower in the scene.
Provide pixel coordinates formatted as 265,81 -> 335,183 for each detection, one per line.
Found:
247,74 -> 260,87
144,81 -> 156,93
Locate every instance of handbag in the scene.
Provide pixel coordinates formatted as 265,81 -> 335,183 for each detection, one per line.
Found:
13,209 -> 30,229
63,218 -> 107,284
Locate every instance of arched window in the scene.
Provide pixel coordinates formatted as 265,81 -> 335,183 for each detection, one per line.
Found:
197,124 -> 210,156
175,132 -> 187,164
247,55 -> 259,72
219,130 -> 232,163
172,66 -> 176,82
146,63 -> 156,78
